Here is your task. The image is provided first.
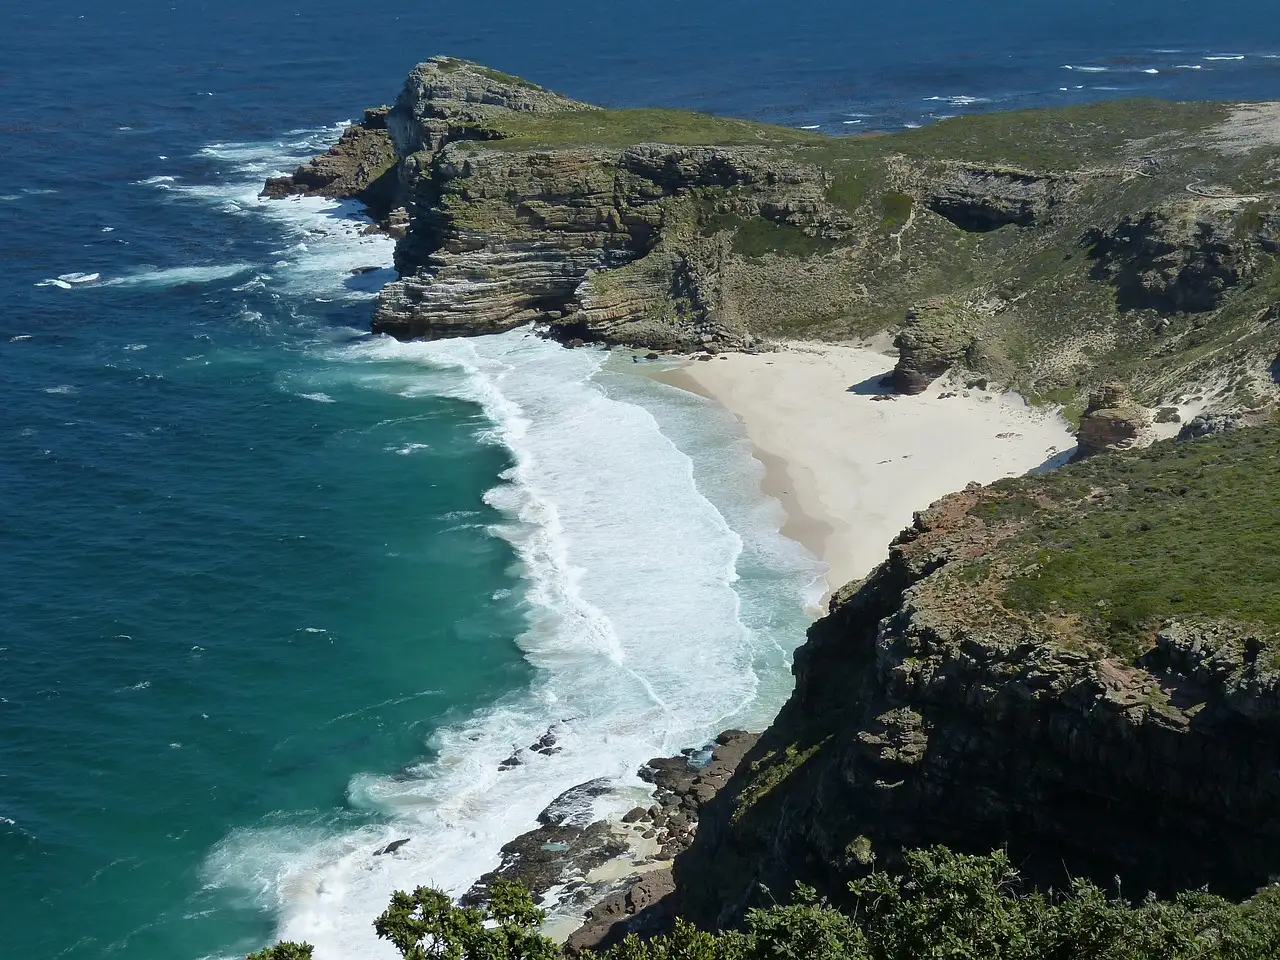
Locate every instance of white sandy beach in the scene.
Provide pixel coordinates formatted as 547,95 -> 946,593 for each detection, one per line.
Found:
664,342 -> 1077,598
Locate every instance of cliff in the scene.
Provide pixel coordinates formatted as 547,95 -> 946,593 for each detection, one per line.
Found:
662,421 -> 1280,931
267,59 -> 1280,426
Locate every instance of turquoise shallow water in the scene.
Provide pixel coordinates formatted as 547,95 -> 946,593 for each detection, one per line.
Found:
3,1 -> 1279,958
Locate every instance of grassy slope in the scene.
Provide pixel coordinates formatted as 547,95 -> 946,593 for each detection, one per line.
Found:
952,423 -> 1280,659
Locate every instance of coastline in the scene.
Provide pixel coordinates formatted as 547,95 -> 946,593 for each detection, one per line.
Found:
654,342 -> 1077,600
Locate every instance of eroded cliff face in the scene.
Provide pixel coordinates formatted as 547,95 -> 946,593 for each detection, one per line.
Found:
665,426 -> 1280,930
371,142 -> 814,346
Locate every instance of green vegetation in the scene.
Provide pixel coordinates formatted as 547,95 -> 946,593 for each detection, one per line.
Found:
979,425 -> 1280,656
247,944 -> 312,960
887,98 -> 1231,170
734,741 -> 824,821
489,108 -> 826,150
708,214 -> 837,258
879,192 -> 914,230
250,848 -> 1280,960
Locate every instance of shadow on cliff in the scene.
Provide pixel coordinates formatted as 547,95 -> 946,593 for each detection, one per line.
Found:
660,549 -> 1280,937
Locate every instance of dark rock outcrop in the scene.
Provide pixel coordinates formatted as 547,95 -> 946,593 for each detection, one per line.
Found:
927,166 -> 1060,232
563,731 -> 759,953
1178,411 -> 1240,440
463,779 -> 624,907
1084,205 -> 1273,314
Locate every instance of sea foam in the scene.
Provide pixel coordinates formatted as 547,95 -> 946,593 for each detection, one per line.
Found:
185,125 -> 813,960
203,331 -> 801,958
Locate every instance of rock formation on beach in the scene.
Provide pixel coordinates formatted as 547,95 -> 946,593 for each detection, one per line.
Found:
1073,382 -> 1153,458
268,59 -> 1280,431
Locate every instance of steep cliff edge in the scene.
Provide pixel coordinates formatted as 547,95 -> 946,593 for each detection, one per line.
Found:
267,61 -> 1280,424
664,422 -> 1280,931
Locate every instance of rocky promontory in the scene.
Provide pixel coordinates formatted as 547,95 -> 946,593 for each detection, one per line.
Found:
262,106 -> 401,230
266,58 -> 1280,427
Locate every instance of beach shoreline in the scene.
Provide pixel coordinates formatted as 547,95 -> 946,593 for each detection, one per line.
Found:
653,342 -> 1077,602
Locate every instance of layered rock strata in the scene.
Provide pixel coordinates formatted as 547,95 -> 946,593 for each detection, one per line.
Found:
263,59 -> 1280,421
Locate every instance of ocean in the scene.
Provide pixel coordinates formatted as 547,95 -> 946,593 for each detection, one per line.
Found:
1,1 -> 1277,958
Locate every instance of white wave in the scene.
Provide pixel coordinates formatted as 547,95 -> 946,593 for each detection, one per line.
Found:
9,335 -> 32,342
103,263 -> 256,288
35,278 -> 73,289
138,175 -> 177,186
1204,55 -> 1245,61
58,272 -> 99,284
843,119 -> 863,124
1063,64 -> 1110,72
923,95 -> 990,105
170,128 -> 395,301
296,392 -> 336,403
389,442 -> 431,455
798,124 -> 821,130
43,385 -> 78,395
204,330 -> 817,959
1174,64 -> 1205,70
1142,68 -> 1160,75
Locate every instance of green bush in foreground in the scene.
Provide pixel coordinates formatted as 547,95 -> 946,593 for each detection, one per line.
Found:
251,847 -> 1280,960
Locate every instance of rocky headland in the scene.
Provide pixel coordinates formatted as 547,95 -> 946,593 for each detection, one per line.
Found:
261,57 -> 1280,953
266,58 -> 1280,439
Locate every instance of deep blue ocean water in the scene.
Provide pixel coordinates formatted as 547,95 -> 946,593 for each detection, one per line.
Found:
2,2 -> 1278,958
